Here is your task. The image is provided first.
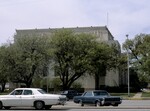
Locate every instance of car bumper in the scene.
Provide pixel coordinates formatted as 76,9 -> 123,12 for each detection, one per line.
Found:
58,98 -> 67,105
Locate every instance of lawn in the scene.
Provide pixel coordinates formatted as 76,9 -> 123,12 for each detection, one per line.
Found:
110,92 -> 150,98
0,92 -> 10,95
110,93 -> 136,98
142,92 -> 150,97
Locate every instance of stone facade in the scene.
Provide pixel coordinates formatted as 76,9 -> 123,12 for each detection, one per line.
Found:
16,26 -> 121,90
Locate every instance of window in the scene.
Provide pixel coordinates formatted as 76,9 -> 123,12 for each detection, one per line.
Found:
23,90 -> 33,95
93,91 -> 109,96
84,92 -> 92,96
10,90 -> 23,95
38,89 -> 47,94
62,91 -> 68,94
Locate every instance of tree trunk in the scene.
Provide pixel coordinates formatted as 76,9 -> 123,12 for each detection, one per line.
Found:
62,82 -> 69,90
25,79 -> 32,88
1,82 -> 6,92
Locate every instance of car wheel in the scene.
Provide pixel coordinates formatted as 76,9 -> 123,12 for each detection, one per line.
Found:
34,101 -> 44,110
45,105 -> 52,109
4,106 -> 11,109
0,102 -> 3,109
79,100 -> 84,106
95,101 -> 101,107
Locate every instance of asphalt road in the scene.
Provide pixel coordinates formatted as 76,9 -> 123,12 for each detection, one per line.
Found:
1,100 -> 150,111
67,109 -> 150,111
58,100 -> 150,109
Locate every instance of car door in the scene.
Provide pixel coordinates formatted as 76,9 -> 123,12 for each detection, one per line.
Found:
5,89 -> 23,106
21,90 -> 35,106
83,91 -> 93,104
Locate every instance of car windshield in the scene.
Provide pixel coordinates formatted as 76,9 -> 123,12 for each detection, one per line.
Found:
37,89 -> 47,94
62,91 -> 68,94
94,91 -> 109,96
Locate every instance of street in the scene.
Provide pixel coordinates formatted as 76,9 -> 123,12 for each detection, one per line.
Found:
55,100 -> 150,109
1,100 -> 150,111
66,109 -> 150,111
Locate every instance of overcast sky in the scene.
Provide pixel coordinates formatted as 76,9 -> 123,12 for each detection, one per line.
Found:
1,0 -> 150,46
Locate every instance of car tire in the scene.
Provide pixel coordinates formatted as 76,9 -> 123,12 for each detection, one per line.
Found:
79,100 -> 84,106
0,102 -> 3,109
95,101 -> 101,107
34,101 -> 44,110
4,106 -> 11,109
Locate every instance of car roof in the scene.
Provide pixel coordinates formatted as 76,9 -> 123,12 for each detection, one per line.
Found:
93,90 -> 107,92
14,88 -> 42,90
86,90 -> 108,92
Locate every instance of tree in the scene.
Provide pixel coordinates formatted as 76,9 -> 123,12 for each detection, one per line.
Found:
88,41 -> 120,90
7,34 -> 51,87
0,45 -> 10,92
51,30 -> 96,90
122,34 -> 150,83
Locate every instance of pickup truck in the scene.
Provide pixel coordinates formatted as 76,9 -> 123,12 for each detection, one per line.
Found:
73,90 -> 122,107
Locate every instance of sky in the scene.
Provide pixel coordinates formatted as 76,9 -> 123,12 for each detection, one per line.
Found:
1,0 -> 150,46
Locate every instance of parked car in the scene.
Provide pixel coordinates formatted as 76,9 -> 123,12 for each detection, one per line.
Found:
0,88 -> 67,110
61,90 -> 82,100
73,90 -> 122,107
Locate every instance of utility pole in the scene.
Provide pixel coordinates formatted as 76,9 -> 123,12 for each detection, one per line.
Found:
126,34 -> 130,97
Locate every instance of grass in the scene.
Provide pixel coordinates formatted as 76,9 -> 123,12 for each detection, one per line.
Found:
0,92 -> 10,95
0,90 -> 11,95
110,92 -> 150,99
142,92 -> 150,97
110,93 -> 136,98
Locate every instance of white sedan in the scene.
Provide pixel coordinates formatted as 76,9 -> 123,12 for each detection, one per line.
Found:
0,88 -> 66,110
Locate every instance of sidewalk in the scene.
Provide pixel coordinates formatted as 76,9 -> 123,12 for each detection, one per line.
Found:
132,92 -> 142,99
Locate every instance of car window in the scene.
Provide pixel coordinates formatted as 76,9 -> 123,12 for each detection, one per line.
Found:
10,90 -> 23,95
23,90 -> 33,95
94,91 -> 109,96
37,89 -> 47,94
84,92 -> 92,96
71,90 -> 77,94
62,91 -> 68,94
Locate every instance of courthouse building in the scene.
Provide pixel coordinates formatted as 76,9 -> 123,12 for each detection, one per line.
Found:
16,26 -> 123,90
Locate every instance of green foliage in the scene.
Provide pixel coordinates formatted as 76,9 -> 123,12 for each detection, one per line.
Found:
51,29 -> 119,90
88,43 -> 117,74
87,41 -> 120,89
122,34 -> 150,83
0,29 -> 120,91
71,82 -> 82,89
51,78 -> 62,91
51,29 -> 97,90
0,45 -> 10,92
142,92 -> 150,97
5,34 -> 52,87
32,76 -> 43,88
110,93 -> 136,98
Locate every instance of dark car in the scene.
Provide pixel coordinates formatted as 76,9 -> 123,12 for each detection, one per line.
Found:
73,90 -> 122,107
61,90 -> 81,100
